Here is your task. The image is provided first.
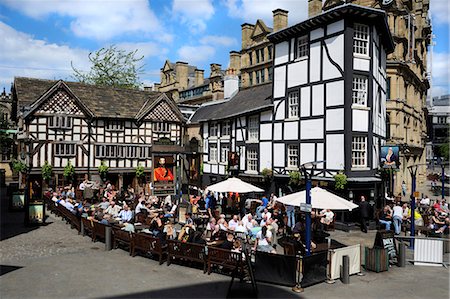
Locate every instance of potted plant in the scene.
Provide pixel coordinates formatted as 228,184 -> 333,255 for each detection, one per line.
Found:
334,171 -> 348,190
289,170 -> 302,187
41,161 -> 53,182
135,164 -> 145,182
11,159 -> 27,174
98,160 -> 109,181
63,160 -> 75,183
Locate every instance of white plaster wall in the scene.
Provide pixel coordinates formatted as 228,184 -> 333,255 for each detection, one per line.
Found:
316,143 -> 324,166
284,121 -> 298,140
323,35 -> 344,80
219,165 -> 225,175
240,146 -> 246,170
275,100 -> 285,120
300,86 -> 311,117
273,143 -> 285,167
288,60 -> 308,88
260,142 -> 272,171
260,123 -> 272,140
274,41 -> 289,65
310,42 -> 321,83
274,123 -> 282,140
352,109 -> 369,132
300,143 -> 315,165
326,80 -> 344,107
326,108 -> 344,131
327,20 -> 344,35
274,66 -> 286,98
310,28 -> 324,41
326,134 -> 344,169
211,164 -> 219,174
300,119 -> 323,139
312,85 -> 324,116
354,57 -> 370,71
260,110 -> 272,122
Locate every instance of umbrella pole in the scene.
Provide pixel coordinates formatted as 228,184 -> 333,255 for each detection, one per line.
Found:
305,177 -> 312,256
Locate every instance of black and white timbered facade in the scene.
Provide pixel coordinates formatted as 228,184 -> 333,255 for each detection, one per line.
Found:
14,77 -> 184,189
191,4 -> 394,198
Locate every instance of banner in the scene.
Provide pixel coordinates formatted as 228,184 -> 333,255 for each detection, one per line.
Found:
380,146 -> 400,169
328,244 -> 361,280
153,156 -> 175,195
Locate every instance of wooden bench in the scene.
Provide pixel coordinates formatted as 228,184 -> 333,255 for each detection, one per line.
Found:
81,217 -> 95,240
131,233 -> 167,265
111,226 -> 133,255
206,246 -> 244,276
92,221 -> 107,242
167,240 -> 207,273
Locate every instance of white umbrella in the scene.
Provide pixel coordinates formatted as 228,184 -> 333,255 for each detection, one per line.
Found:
206,177 -> 264,193
275,187 -> 358,211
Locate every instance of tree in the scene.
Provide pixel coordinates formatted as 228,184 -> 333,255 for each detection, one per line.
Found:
71,45 -> 144,89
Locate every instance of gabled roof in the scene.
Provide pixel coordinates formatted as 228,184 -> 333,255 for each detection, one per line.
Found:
252,19 -> 273,38
14,77 -> 183,121
190,83 -> 273,123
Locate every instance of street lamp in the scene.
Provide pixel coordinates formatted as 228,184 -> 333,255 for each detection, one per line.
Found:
407,163 -> 427,248
300,160 -> 325,256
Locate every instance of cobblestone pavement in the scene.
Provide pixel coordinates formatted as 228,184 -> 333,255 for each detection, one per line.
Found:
1,210 -> 449,299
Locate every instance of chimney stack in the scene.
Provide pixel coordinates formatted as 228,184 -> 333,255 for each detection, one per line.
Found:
229,51 -> 241,73
241,23 -> 255,49
273,9 -> 289,32
224,69 -> 239,100
194,69 -> 204,86
308,0 -> 322,18
175,61 -> 189,89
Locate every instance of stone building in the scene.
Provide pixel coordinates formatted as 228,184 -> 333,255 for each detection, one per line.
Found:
427,94 -> 450,162
309,0 -> 432,195
227,9 -> 289,88
0,88 -> 14,179
153,60 -> 224,105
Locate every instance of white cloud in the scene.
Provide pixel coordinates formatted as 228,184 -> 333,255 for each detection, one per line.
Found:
178,45 -> 215,64
172,0 -> 215,33
1,0 -> 171,41
223,0 -> 308,26
116,42 -> 169,61
200,35 -> 237,47
431,51 -> 450,97
0,21 -> 90,89
430,0 -> 450,26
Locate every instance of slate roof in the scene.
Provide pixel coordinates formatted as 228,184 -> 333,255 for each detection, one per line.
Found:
14,77 -> 165,119
189,83 -> 273,123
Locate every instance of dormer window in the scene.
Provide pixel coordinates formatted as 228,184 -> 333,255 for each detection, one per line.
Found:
49,115 -> 72,129
153,122 -> 170,133
105,120 -> 124,131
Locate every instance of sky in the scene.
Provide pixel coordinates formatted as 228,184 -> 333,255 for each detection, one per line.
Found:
0,0 -> 448,97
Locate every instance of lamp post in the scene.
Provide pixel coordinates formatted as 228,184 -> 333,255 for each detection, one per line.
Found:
300,160 -> 325,256
406,163 -> 427,248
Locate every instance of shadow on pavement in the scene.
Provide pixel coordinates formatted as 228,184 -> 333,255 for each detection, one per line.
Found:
99,281 -> 303,299
0,265 -> 23,276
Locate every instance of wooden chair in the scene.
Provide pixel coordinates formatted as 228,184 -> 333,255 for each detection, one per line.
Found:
167,240 -> 207,273
131,233 -> 167,265
92,221 -> 107,242
81,217 -> 94,240
207,246 -> 244,276
111,226 -> 133,255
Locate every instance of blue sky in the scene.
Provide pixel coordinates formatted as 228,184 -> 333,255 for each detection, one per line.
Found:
0,0 -> 448,97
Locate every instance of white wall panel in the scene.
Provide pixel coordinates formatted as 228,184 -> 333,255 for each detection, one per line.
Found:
240,146 -> 246,170
274,66 -> 286,98
260,110 -> 272,122
275,100 -> 285,120
352,109 -> 369,132
274,123 -> 282,140
284,121 -> 298,140
290,38 -> 295,61
300,119 -> 323,139
204,163 -> 211,173
260,123 -> 272,140
260,142 -> 272,171
273,143 -> 285,167
327,20 -> 344,35
274,41 -> 289,65
316,143 -> 324,167
300,143 -> 315,165
310,28 -> 324,40
287,60 -> 308,88
300,86 -> 311,117
323,35 -> 344,80
326,134 -> 344,169
354,57 -> 370,71
326,108 -> 344,131
310,42 -> 321,83
326,80 -> 344,107
312,85 -> 324,116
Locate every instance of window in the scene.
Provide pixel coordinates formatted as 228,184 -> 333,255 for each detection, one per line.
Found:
209,123 -> 218,136
249,52 -> 253,65
256,70 -> 261,84
352,76 -> 368,106
287,145 -> 299,168
221,121 -> 231,136
268,67 -> 273,81
95,144 -> 150,159
437,116 -> 447,124
249,73 -> 253,86
256,50 -> 260,64
55,143 -> 75,157
268,46 -> 273,60
261,69 -> 265,83
352,137 -> 367,167
353,23 -> 369,55
386,77 -> 391,100
296,36 -> 309,59
49,115 -> 72,129
221,144 -> 230,163
386,113 -> 391,140
288,91 -> 299,118
248,115 -> 259,142
153,122 -> 170,133
106,120 -> 124,131
259,48 -> 265,62
247,149 -> 258,172
209,143 -> 218,162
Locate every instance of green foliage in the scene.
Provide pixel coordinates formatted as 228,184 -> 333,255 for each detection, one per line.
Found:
435,142 -> 449,161
261,168 -> 273,178
289,171 -> 302,186
334,172 -> 348,190
200,163 -> 204,175
11,159 -> 27,173
71,45 -> 144,90
135,164 -> 145,178
98,160 -> 109,177
41,161 -> 53,181
63,161 -> 75,178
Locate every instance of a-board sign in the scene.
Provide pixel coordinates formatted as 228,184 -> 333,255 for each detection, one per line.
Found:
374,231 -> 397,262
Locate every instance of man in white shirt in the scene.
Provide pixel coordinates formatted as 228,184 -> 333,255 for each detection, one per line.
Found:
104,201 -> 121,217
118,204 -> 133,223
228,215 -> 239,230
320,209 -> 334,226
254,226 -> 276,253
420,195 -> 430,206
261,209 -> 271,222
392,202 -> 404,235
135,199 -> 147,214
79,181 -> 86,191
